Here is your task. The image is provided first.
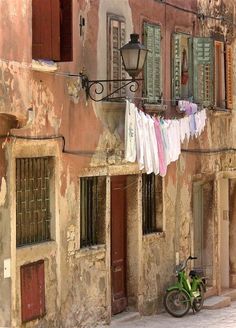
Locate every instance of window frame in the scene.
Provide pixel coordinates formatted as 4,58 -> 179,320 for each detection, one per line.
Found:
172,33 -> 215,107
107,13 -> 126,99
80,176 -> 106,248
172,32 -> 193,103
16,157 -> 54,247
214,40 -> 225,109
142,173 -> 163,235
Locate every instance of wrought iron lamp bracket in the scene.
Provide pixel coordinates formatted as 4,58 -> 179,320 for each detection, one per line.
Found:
80,73 -> 143,102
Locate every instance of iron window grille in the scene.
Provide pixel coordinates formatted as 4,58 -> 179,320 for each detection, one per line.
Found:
16,157 -> 52,247
142,173 -> 158,235
80,177 -> 99,248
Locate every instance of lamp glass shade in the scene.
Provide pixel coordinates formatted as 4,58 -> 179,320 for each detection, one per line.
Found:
120,34 -> 148,79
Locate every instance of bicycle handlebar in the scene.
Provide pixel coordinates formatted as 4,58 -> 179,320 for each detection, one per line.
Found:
176,256 -> 198,272
188,256 -> 197,260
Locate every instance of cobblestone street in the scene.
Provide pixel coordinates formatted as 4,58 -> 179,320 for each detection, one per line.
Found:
104,302 -> 236,328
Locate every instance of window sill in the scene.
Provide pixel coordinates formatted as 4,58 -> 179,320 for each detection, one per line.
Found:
76,244 -> 106,259
144,103 -> 167,113
32,59 -> 58,72
16,240 -> 57,262
209,107 -> 232,117
142,231 -> 166,243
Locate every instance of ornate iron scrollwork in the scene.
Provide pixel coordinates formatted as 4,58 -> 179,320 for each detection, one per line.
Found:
80,73 -> 143,102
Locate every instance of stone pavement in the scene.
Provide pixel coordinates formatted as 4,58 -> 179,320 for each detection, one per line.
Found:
102,301 -> 236,328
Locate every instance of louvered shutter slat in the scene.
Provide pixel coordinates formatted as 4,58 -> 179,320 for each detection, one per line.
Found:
172,33 -> 181,103
108,17 -> 126,98
193,37 -> 214,106
226,45 -> 233,109
144,23 -> 162,103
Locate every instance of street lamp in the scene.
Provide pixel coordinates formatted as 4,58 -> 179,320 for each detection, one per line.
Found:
80,33 -> 148,102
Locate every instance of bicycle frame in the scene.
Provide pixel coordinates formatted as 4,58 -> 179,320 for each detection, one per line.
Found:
167,271 -> 202,306
166,256 -> 204,306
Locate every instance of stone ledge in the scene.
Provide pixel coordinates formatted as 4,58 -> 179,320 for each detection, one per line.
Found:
203,295 -> 231,310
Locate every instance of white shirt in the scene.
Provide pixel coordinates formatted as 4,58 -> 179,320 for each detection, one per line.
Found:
125,100 -> 136,162
135,110 -> 144,170
140,111 -> 153,174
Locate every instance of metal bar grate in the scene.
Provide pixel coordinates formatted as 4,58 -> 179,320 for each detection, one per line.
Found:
142,173 -> 157,235
16,157 -> 52,247
80,177 -> 98,248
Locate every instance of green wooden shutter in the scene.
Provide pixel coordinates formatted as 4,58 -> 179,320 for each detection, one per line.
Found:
172,33 -> 182,103
193,37 -> 214,106
144,23 -> 162,103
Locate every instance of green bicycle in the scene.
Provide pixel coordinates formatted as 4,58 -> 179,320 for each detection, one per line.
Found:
164,256 -> 206,317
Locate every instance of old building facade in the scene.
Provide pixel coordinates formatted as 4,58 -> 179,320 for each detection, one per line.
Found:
0,0 -> 235,327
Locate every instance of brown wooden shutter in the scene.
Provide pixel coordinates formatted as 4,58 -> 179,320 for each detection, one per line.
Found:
60,0 -> 73,61
107,15 -> 126,98
21,260 -> 46,323
226,45 -> 233,109
32,0 -> 61,61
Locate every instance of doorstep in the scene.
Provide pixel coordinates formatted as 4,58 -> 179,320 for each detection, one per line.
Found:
220,288 -> 236,302
111,311 -> 141,325
203,295 -> 231,310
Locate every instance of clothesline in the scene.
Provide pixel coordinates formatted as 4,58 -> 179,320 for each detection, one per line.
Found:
124,100 -> 207,177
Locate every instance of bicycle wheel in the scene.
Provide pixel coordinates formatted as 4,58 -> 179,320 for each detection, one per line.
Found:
164,289 -> 191,317
193,284 -> 204,312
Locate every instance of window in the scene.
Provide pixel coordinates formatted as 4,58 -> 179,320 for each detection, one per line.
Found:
172,33 -> 193,102
225,45 -> 233,109
32,0 -> 73,61
143,22 -> 162,103
214,40 -> 233,110
142,174 -> 163,235
16,157 -> 53,247
193,37 -> 214,106
172,34 -> 214,106
80,176 -> 106,248
214,41 -> 225,108
107,14 -> 126,98
20,260 -> 46,323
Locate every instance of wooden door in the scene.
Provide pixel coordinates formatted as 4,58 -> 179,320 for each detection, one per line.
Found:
193,182 -> 214,286
111,176 -> 127,315
219,179 -> 229,288
193,184 -> 203,267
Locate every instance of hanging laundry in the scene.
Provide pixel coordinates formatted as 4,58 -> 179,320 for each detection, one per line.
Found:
135,109 -> 145,170
154,118 -> 167,177
124,99 -> 208,176
160,119 -> 171,166
140,111 -> 153,174
125,100 -> 137,162
148,115 -> 159,175
172,120 -> 181,161
179,116 -> 190,143
189,114 -> 196,137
